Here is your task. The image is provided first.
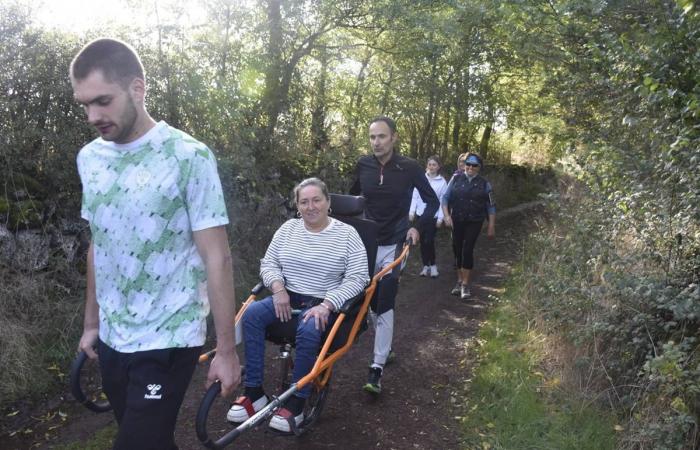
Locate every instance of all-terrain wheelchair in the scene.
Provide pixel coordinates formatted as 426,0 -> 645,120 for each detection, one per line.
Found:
69,194 -> 411,449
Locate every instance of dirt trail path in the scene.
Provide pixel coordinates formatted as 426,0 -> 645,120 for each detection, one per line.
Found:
5,205 -> 538,450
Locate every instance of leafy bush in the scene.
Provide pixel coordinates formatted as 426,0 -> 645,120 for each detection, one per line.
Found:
517,180 -> 699,449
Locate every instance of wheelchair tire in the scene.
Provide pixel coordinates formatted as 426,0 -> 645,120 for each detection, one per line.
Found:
299,372 -> 331,430
69,351 -> 112,413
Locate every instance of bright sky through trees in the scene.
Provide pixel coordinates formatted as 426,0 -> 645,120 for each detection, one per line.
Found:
30,0 -> 208,32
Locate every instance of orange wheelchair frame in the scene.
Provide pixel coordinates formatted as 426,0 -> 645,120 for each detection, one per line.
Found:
195,241 -> 410,448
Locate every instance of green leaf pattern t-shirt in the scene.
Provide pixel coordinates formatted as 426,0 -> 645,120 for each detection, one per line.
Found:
77,121 -> 229,352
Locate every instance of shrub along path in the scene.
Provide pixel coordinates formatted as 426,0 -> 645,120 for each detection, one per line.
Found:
3,203 -> 539,450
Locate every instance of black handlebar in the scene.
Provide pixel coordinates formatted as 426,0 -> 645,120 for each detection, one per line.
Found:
196,380 -> 246,449
69,350 -> 112,413
251,282 -> 265,295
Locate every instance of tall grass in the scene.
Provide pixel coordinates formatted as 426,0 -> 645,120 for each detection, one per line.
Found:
459,285 -> 617,449
0,259 -> 84,409
502,179 -> 700,449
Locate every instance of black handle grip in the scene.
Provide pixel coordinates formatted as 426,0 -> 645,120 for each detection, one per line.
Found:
196,381 -> 245,449
251,282 -> 265,295
69,351 -> 112,413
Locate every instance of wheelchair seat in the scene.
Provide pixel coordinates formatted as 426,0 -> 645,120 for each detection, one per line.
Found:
264,193 -> 377,352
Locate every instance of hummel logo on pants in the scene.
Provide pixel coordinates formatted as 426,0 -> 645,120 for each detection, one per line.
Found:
144,384 -> 162,399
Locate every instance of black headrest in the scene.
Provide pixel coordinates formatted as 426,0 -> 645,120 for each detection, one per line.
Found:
329,194 -> 365,217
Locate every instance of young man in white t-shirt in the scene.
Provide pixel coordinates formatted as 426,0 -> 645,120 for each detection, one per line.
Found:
70,38 -> 241,449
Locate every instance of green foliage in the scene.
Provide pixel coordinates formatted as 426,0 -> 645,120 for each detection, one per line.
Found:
0,5 -> 91,221
0,262 -> 84,406
519,186 -> 699,448
460,293 -> 617,450
1,3 -> 696,447
0,197 -> 8,215
486,1 -> 700,445
7,200 -> 43,230
54,424 -> 117,450
484,164 -> 557,209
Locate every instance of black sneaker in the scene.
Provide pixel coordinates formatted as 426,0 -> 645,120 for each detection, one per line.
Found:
363,367 -> 382,395
451,282 -> 461,295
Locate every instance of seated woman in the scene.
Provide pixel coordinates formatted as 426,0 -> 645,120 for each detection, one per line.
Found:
226,177 -> 369,432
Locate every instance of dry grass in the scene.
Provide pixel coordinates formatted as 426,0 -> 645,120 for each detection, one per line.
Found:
0,263 -> 84,410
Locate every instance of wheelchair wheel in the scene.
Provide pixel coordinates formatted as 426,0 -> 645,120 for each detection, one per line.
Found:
299,371 -> 331,430
69,351 -> 111,413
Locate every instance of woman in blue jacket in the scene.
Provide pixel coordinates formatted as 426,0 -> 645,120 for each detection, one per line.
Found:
441,153 -> 496,299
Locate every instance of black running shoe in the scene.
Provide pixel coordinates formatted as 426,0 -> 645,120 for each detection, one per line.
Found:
363,367 -> 382,395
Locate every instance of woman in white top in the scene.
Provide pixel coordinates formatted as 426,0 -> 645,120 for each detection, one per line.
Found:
226,178 -> 369,432
409,155 -> 448,277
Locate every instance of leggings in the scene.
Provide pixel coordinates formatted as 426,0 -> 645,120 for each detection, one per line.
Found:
416,215 -> 437,266
451,220 -> 483,270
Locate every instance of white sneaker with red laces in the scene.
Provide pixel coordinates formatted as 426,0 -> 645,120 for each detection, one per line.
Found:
269,407 -> 304,432
226,395 -> 269,423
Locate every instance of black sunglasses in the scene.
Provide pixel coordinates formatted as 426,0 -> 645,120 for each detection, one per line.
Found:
465,163 -> 479,167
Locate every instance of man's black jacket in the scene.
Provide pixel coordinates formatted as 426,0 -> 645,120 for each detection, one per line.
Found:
350,152 -> 439,246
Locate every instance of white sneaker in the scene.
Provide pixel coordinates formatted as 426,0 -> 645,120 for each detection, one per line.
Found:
226,394 -> 269,423
460,284 -> 471,300
429,265 -> 439,278
269,408 -> 304,432
419,266 -> 429,277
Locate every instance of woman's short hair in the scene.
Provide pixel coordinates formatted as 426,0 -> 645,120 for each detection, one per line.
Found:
427,155 -> 442,167
457,153 -> 467,165
70,38 -> 144,88
293,177 -> 329,203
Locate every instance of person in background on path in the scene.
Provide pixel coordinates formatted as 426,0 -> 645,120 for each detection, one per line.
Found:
451,152 -> 467,180
350,116 -> 439,395
441,152 -> 496,300
226,178 -> 368,432
71,38 -> 241,449
445,152 -> 467,275
409,155 -> 448,278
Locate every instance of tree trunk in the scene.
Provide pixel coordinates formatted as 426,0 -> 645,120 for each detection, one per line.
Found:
418,61 -> 438,157
479,124 -> 492,161
409,124 -> 418,158
441,91 -> 453,161
348,53 -> 371,147
216,4 -> 233,89
452,68 -> 469,155
379,66 -> 394,113
262,0 -> 283,140
155,3 -> 180,128
311,51 -> 329,153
